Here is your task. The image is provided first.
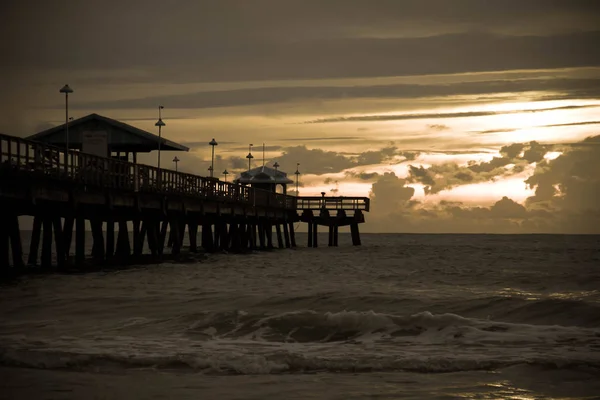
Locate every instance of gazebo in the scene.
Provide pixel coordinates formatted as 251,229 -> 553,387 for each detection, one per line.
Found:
26,113 -> 189,163
234,164 -> 294,194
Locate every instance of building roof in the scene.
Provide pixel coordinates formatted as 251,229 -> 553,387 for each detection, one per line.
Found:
234,165 -> 294,185
27,113 -> 189,153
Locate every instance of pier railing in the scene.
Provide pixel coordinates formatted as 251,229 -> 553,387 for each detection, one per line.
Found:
0,133 -> 368,212
296,196 -> 370,212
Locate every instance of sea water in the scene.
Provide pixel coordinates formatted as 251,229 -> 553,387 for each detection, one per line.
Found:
1,233 -> 599,399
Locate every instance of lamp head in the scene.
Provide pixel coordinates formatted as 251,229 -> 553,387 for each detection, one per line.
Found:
209,138 -> 218,146
59,84 -> 73,94
155,118 -> 165,127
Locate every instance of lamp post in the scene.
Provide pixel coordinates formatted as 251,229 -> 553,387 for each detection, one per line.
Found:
223,169 -> 229,182
246,143 -> 254,171
173,156 -> 180,172
59,84 -> 73,173
273,161 -> 279,172
209,138 -> 218,178
294,162 -> 300,196
208,165 -> 213,176
155,106 -> 165,183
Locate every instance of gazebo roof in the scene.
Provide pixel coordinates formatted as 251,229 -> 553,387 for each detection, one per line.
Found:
27,113 -> 189,153
234,165 -> 294,185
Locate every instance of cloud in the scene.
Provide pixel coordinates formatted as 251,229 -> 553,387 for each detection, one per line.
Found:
305,104 -> 599,124
406,141 -> 547,194
364,135 -> 600,233
68,79 -> 600,111
526,135 -> 600,215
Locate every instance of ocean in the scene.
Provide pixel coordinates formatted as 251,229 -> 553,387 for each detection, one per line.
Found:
1,233 -> 599,399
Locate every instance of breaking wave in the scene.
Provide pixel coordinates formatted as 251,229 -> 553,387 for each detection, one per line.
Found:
2,310 -> 599,375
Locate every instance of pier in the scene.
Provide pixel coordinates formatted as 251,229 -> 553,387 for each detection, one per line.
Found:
0,130 -> 369,276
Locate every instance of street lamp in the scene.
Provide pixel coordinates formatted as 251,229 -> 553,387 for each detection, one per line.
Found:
173,156 -> 180,172
223,169 -> 229,182
155,106 -> 165,182
209,138 -> 218,178
246,143 -> 254,171
273,162 -> 279,172
59,84 -> 73,173
208,165 -> 213,176
294,162 -> 300,196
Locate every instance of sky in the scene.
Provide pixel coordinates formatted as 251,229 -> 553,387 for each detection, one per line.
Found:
1,0 -> 600,233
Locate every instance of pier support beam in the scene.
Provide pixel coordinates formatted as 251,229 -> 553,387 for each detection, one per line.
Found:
275,224 -> 284,249
52,215 -> 65,270
115,221 -> 131,257
289,222 -> 296,248
106,218 -> 115,261
75,215 -> 86,268
41,216 -> 53,268
266,221 -> 274,249
188,221 -> 198,253
28,215 -> 42,266
0,213 -> 9,272
350,223 -> 361,246
63,215 -> 74,259
312,222 -> 318,248
283,222 -> 290,248
201,221 -> 214,252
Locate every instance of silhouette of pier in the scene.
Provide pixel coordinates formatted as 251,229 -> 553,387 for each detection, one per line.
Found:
0,132 -> 369,276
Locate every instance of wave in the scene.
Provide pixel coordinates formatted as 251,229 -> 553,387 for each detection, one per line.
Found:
1,310 -> 599,374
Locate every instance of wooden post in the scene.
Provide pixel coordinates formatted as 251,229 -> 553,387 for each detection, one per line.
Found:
115,221 -> 130,257
275,223 -> 284,249
0,213 -> 8,272
328,225 -> 334,247
312,222 -> 318,248
266,222 -> 273,249
258,221 -> 266,250
170,219 -> 182,255
51,215 -> 65,270
283,222 -> 290,248
91,219 -> 105,261
146,219 -> 158,257
228,222 -> 239,252
42,216 -> 53,268
63,215 -> 74,258
250,222 -> 258,250
132,219 -> 140,255
238,221 -> 247,251
333,225 -> 339,247
220,221 -> 230,251
289,222 -> 296,247
8,215 -> 24,269
201,221 -> 214,252
28,215 -> 42,265
158,220 -> 168,255
75,215 -> 85,268
213,220 -> 221,250
307,221 -> 313,248
350,223 -> 361,246
106,217 -> 115,261
134,220 -> 147,256
188,221 -> 198,253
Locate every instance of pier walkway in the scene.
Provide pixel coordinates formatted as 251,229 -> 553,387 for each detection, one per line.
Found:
0,133 -> 369,274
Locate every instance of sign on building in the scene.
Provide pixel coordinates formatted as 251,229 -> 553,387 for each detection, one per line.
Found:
82,131 -> 108,158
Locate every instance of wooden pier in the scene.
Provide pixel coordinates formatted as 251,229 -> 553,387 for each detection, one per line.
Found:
0,133 -> 369,276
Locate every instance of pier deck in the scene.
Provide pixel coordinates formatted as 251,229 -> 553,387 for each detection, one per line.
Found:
0,133 -> 369,274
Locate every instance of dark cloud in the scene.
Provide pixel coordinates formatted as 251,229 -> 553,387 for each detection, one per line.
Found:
428,124 -> 450,131
68,80 -> 600,111
475,120 -> 600,135
305,104 -> 599,124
